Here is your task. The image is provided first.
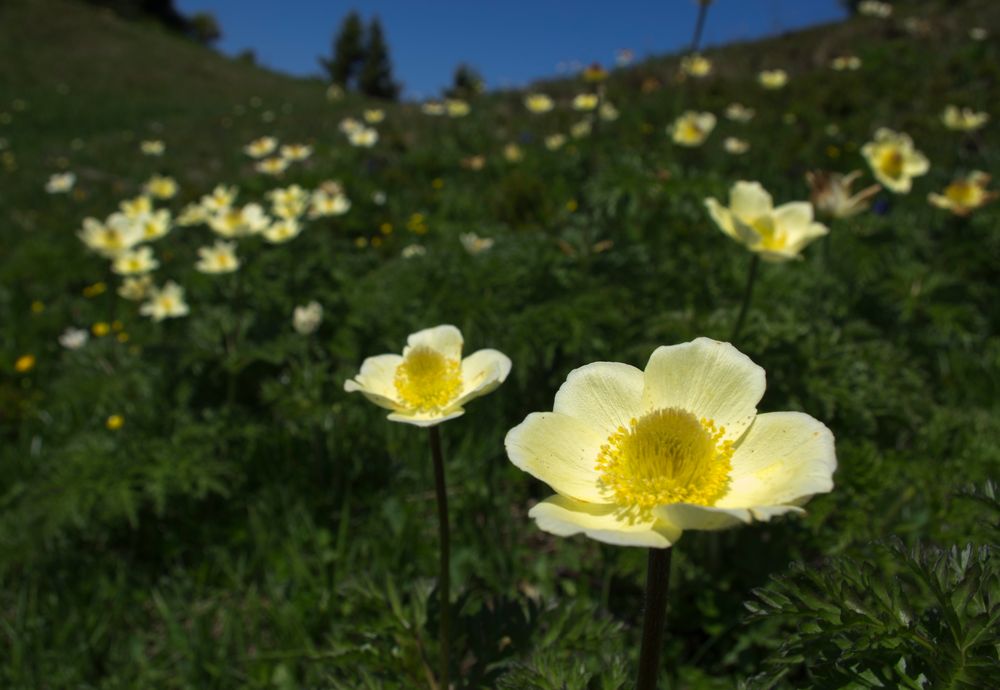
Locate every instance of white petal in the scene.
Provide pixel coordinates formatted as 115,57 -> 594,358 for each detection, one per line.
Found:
718,411 -> 836,508
654,503 -> 751,530
530,495 -> 681,548
454,348 -> 512,406
405,324 -> 463,360
729,181 -> 773,223
705,198 -> 741,240
505,412 -> 608,503
344,354 -> 404,411
552,361 -> 644,437
641,338 -> 765,441
773,201 -> 815,231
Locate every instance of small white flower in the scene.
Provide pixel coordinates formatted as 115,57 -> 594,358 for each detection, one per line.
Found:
59,327 -> 89,350
293,301 -> 323,335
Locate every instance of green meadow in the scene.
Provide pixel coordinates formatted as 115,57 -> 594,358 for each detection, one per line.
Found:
1,0 -> 998,687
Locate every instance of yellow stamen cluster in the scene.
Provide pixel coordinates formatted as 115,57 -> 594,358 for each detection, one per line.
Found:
877,149 -> 904,180
596,407 -> 734,522
393,345 -> 462,412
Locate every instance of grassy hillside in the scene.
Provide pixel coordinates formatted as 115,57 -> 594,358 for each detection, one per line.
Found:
1,0 -> 998,688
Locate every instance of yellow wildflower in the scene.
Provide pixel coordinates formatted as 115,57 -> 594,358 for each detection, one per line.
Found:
928,171 -> 997,216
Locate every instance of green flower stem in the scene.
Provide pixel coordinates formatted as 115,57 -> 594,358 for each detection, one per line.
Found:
637,547 -> 674,690
428,425 -> 451,689
730,253 -> 760,344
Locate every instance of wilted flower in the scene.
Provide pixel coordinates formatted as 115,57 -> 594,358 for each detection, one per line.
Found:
143,174 -> 178,199
831,55 -> 862,71
363,109 -> 385,123
292,301 -> 323,335
280,143 -> 312,161
861,128 -> 929,193
244,136 -> 278,158
806,170 -> 881,219
758,69 -> 788,89
928,171 -> 997,216
459,232 -> 495,255
45,172 -> 76,193
669,111 -> 716,147
348,127 -> 379,147
723,137 -> 750,155
545,134 -> 567,151
680,54 -> 712,78
112,245 -> 159,275
505,338 -> 836,547
524,93 -> 555,114
256,156 -> 289,175
140,140 -> 165,156
196,240 -> 240,274
572,93 -> 599,111
725,103 -> 755,123
344,325 -> 511,427
941,105 -> 989,132
705,181 -> 829,261
140,281 -> 189,321
446,99 -> 470,117
59,327 -> 89,350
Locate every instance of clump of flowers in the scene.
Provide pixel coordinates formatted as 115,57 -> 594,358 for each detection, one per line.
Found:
941,105 -> 989,132
524,93 -> 554,114
725,103 -> 755,122
140,281 -> 189,321
195,240 -> 240,274
680,54 -> 712,78
572,93 -> 599,112
806,170 -> 882,219
758,69 -> 788,89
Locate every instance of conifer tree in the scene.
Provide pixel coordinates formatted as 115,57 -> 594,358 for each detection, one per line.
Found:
321,11 -> 365,88
358,18 -> 400,100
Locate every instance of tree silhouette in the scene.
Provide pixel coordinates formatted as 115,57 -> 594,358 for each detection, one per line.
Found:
358,17 -> 400,100
320,11 -> 365,88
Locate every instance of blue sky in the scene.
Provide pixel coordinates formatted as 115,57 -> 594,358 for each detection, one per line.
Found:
176,0 -> 847,98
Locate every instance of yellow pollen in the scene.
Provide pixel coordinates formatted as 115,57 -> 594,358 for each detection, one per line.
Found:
877,148 -> 904,179
945,181 -> 980,207
595,407 -> 734,522
750,216 -> 786,251
394,345 -> 462,412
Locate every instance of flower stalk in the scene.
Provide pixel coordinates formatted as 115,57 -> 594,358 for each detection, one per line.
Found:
429,425 -> 451,689
637,547 -> 674,690
731,254 -> 759,344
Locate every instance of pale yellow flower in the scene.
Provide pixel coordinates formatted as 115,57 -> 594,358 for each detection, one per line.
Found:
831,55 -> 862,71
269,184 -> 309,219
446,99 -> 470,117
861,128 -> 929,193
758,69 -> 788,89
725,103 -> 755,123
941,105 -> 989,132
209,203 -> 269,238
680,54 -> 712,78
723,137 -> 750,155
858,0 -> 892,18
570,120 -> 592,138
348,127 -> 379,147
140,281 -> 189,321
669,111 -> 716,147
505,338 -> 836,547
401,244 -> 426,258
138,209 -> 172,241
339,117 -> 363,135
118,275 -> 153,301
806,170 -> 881,219
928,171 -> 997,216
345,325 -> 511,427
280,143 -> 312,161
293,301 -> 323,335
571,93 -> 599,111
77,217 -> 142,258
119,195 -> 153,219
196,240 -> 240,274
256,156 -> 289,175
459,232 -> 495,255
14,354 -> 36,373
705,181 -> 829,262
45,172 -> 75,193
309,189 -> 351,218
524,93 -> 554,114
143,174 -> 178,199
106,415 -> 125,431
262,218 -> 302,244
244,136 -> 278,158
112,245 -> 159,276
544,134 -> 567,151
177,203 -> 209,227
200,185 -> 238,213
363,109 -> 385,123
421,101 -> 446,116
140,140 -> 165,156
503,143 -> 523,162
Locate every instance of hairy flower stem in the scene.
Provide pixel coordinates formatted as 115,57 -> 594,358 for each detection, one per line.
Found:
637,547 -> 674,690
689,1 -> 711,53
730,254 -> 759,344
429,426 -> 451,689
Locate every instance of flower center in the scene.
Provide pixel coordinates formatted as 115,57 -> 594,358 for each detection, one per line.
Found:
750,216 -> 786,251
945,181 -> 980,207
877,148 -> 904,179
595,407 -> 734,522
394,345 -> 462,412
